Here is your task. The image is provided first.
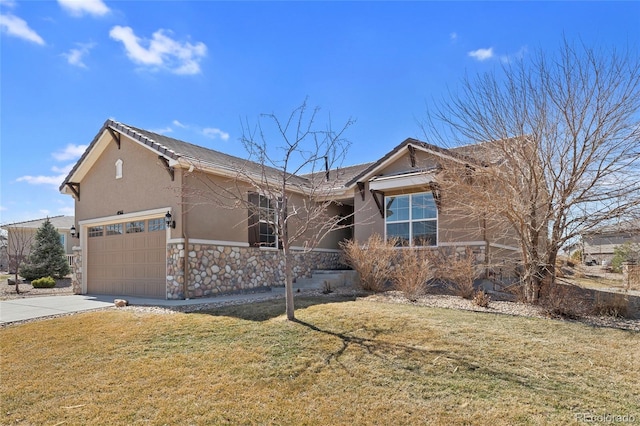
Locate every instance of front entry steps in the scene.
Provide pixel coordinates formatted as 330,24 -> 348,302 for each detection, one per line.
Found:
293,270 -> 359,291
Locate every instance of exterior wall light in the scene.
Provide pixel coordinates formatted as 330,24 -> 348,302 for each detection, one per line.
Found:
70,225 -> 79,239
165,211 -> 176,229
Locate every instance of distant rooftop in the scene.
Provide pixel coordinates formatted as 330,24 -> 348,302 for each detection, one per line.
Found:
2,215 -> 75,230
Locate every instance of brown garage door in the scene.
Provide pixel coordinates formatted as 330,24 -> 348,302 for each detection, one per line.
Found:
87,218 -> 166,298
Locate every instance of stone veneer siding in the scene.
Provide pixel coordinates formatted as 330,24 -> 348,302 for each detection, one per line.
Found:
166,243 -> 346,300
71,246 -> 82,294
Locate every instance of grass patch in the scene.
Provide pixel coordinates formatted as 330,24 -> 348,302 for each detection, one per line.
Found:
1,297 -> 639,425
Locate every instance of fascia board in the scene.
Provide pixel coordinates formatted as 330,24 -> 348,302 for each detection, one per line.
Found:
345,142 -> 474,190
369,172 -> 435,191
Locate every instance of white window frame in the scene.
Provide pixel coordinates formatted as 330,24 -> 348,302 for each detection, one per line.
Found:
115,159 -> 123,179
258,194 -> 278,249
384,192 -> 438,247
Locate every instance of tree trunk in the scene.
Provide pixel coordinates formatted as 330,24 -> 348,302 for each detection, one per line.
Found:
14,269 -> 20,295
283,249 -> 295,320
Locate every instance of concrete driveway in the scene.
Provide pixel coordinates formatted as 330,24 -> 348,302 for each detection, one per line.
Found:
0,289 -> 285,325
0,295 -> 115,324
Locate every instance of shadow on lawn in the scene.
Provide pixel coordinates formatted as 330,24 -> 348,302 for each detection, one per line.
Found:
191,294 -> 361,322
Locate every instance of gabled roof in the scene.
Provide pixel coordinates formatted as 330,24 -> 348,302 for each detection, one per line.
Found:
2,215 -> 75,230
302,162 -> 375,191
59,119 -> 311,194
344,138 -> 486,188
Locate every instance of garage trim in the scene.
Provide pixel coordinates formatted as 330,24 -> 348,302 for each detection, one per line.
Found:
78,207 -> 172,296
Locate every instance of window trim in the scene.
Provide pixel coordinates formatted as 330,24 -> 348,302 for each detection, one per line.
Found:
248,192 -> 279,248
384,191 -> 438,247
115,159 -> 123,179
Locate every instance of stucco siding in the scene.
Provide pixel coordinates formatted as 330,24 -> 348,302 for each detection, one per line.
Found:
74,134 -> 182,230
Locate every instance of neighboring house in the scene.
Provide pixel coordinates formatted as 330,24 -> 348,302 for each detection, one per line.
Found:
1,216 -> 75,273
582,220 -> 640,265
0,233 -> 8,272
60,119 -> 522,299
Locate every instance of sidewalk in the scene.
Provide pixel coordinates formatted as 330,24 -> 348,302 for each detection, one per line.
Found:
0,289 -> 285,325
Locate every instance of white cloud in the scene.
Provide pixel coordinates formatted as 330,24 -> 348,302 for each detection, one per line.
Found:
18,144 -> 82,186
17,174 -> 64,186
500,46 -> 528,64
0,0 -> 17,8
17,163 -> 74,186
203,128 -> 230,141
109,25 -> 207,75
173,120 -> 187,128
468,47 -> 494,61
0,13 -> 45,45
450,32 -> 457,42
0,205 -> 7,211
52,144 -> 87,161
62,42 -> 95,68
151,126 -> 173,134
57,0 -> 110,17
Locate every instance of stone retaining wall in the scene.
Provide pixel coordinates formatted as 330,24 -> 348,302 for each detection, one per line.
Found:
166,243 -> 345,300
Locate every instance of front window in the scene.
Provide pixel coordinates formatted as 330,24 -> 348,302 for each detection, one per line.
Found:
385,192 -> 437,246
248,192 -> 278,248
258,195 -> 277,247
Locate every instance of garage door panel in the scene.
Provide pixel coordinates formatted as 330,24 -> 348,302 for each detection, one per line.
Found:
87,218 -> 166,298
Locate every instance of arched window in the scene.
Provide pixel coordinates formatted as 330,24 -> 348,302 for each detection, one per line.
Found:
115,159 -> 123,179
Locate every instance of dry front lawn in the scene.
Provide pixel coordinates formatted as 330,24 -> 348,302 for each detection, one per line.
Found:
1,296 -> 639,425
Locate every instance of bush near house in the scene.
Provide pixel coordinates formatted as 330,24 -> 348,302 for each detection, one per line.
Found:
340,234 -> 397,292
392,248 -> 434,301
31,276 -> 56,288
611,242 -> 640,273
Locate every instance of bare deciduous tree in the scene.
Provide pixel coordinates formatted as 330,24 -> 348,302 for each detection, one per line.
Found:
423,39 -> 640,303
182,99 -> 354,320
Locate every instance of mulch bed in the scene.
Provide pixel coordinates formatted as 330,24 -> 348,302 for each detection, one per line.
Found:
0,278 -> 73,300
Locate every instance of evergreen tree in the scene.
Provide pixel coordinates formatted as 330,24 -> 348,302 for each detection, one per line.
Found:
20,219 -> 70,281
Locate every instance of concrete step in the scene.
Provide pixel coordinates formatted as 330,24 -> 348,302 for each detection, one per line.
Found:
294,270 -> 359,290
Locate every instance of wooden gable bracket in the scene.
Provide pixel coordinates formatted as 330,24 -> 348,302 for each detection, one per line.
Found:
66,182 -> 80,201
107,127 -> 121,149
408,144 -> 416,167
370,189 -> 385,218
158,156 -> 175,181
430,183 -> 442,211
356,182 -> 366,201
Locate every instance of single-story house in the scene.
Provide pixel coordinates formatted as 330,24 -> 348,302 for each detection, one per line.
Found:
1,215 -> 76,273
60,119 -> 522,299
582,220 -> 640,265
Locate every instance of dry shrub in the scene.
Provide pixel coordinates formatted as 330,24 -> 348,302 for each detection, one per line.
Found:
505,283 -> 528,303
392,249 -> 434,302
434,248 -> 479,299
340,234 -> 396,292
591,293 -> 631,318
539,283 -> 590,319
472,289 -> 491,308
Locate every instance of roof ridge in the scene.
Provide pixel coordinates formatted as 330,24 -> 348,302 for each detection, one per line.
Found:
2,215 -> 67,227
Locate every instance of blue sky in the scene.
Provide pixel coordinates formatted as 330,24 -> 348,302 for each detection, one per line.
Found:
1,0 -> 638,224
